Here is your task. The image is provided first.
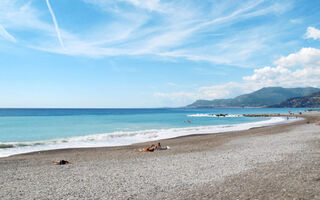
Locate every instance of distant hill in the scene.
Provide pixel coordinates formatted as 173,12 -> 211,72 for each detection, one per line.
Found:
186,87 -> 320,108
269,91 -> 320,108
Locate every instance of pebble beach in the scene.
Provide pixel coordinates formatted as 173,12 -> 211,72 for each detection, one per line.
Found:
1,113 -> 320,199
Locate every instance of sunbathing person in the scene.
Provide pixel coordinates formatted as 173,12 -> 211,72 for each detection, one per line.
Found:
156,142 -> 161,150
154,142 -> 171,150
137,144 -> 155,152
53,160 -> 70,165
157,142 -> 171,150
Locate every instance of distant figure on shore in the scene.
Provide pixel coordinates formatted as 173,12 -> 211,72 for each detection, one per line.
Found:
216,114 -> 227,117
53,160 -> 70,165
137,144 -> 155,152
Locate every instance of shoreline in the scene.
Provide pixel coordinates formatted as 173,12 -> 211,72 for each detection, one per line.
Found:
0,114 -> 310,160
1,113 -> 319,199
0,115 -> 302,158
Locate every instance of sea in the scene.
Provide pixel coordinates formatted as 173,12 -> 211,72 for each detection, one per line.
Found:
0,108 -> 307,157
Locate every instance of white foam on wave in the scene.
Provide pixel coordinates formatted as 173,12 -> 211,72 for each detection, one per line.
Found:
0,117 -> 302,157
187,114 -> 243,117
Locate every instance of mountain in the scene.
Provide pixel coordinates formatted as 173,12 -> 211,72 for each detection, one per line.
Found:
269,91 -> 320,108
187,87 -> 320,108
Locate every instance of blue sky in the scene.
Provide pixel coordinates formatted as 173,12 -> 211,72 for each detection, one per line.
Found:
0,0 -> 320,108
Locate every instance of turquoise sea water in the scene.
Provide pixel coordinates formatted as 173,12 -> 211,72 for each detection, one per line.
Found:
0,108 -> 307,157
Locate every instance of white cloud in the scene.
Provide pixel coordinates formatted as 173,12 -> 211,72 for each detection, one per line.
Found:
0,24 -> 16,43
156,46 -> 320,105
243,66 -> 290,82
245,47 -> 320,88
274,47 -> 320,67
243,66 -> 320,88
305,26 -> 320,40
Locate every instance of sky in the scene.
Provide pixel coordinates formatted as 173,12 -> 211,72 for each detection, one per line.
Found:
0,0 -> 320,108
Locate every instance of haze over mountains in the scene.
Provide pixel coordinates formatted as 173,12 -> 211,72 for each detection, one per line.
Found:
187,87 -> 320,108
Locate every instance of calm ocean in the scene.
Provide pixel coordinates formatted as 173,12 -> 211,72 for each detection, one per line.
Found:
0,108 -> 305,157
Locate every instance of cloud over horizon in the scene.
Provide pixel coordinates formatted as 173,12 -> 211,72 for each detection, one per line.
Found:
155,26 -> 320,106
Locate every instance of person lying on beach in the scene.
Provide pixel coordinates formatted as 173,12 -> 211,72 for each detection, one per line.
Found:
53,160 -> 70,165
137,143 -> 171,152
155,142 -> 170,150
156,142 -> 161,150
137,144 -> 155,152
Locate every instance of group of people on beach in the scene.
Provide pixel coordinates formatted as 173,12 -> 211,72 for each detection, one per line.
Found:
137,142 -> 169,152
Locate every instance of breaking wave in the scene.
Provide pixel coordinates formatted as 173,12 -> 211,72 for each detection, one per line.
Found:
0,117 -> 301,157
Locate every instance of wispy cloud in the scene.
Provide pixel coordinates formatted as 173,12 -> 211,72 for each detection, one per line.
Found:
45,0 -> 64,48
243,47 -> 320,87
0,1 -> 50,30
82,0 -> 166,13
35,0 -> 287,64
0,0 -> 295,67
0,24 -> 16,43
123,0 -> 161,12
